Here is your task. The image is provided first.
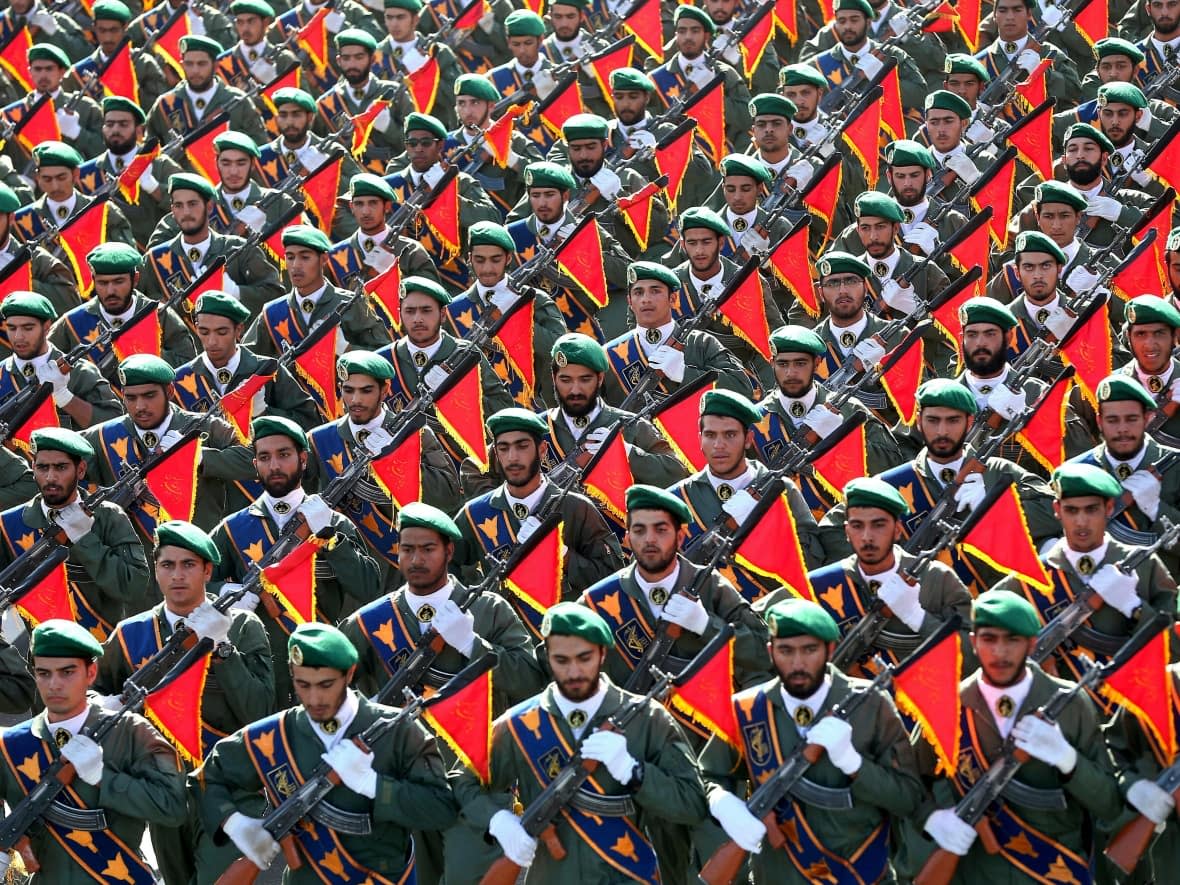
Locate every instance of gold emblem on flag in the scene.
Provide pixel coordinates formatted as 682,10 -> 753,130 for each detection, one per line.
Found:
568,709 -> 586,728
413,351 -> 428,368
512,503 -> 529,519
1149,375 -> 1164,393
717,483 -> 734,501
54,729 -> 70,748
996,695 -> 1015,718
789,401 -> 806,418
650,586 -> 669,605
645,327 -> 661,345
290,644 -> 303,665
216,368 -> 233,385
322,718 -> 339,735
1116,463 -> 1133,480
794,705 -> 813,727
733,218 -> 748,232
1077,555 -> 1095,575
573,415 -> 588,428
143,431 -> 159,449
417,604 -> 435,622
839,331 -> 856,349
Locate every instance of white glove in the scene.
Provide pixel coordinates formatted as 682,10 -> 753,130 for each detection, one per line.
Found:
580,729 -> 637,783
1137,106 -> 1154,132
60,733 -> 103,785
363,247 -> 396,273
986,384 -> 1025,421
583,426 -> 610,454
533,69 -> 557,99
322,740 -> 378,798
880,279 -> 918,316
299,494 -> 334,534
889,10 -> 912,35
1130,165 -> 1153,188
219,581 -> 261,613
157,429 -> 185,451
876,572 -> 925,632
924,808 -> 977,856
786,159 -> 814,190
0,851 -> 10,879
184,601 -> 232,646
953,472 -> 986,513
1064,265 -> 1099,294
903,222 -> 939,255
423,365 -> 449,391
1128,778 -> 1175,825
252,58 -> 277,82
236,205 -> 267,234
806,717 -> 862,775
1043,305 -> 1074,340
220,274 -> 241,297
852,337 -> 886,366
1039,2 -> 1064,28
359,426 -> 394,455
965,118 -> 996,144
1086,194 -> 1122,222
223,811 -> 280,871
57,503 -> 94,544
432,599 -> 476,656
28,3 -> 58,33
56,108 -> 81,139
945,152 -> 981,185
708,790 -> 765,852
516,515 -> 541,543
401,46 -> 428,72
1011,716 -> 1077,774
589,167 -> 622,200
855,52 -> 884,79
96,693 -> 123,711
1089,563 -> 1141,618
554,221 -> 578,240
649,344 -> 686,382
802,404 -> 843,438
488,809 -> 536,867
1170,379 -> 1180,405
324,9 -> 345,30
137,165 -> 160,193
1015,48 -> 1042,73
35,360 -> 73,406
662,593 -> 710,635
372,106 -> 394,134
627,130 -> 657,150
422,164 -> 445,189
505,148 -> 524,170
721,488 -> 758,524
1121,471 -> 1161,521
490,288 -> 518,314
477,9 -> 497,32
739,227 -> 771,254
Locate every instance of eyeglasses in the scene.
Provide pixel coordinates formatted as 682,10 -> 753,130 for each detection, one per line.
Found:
405,137 -> 439,147
818,275 -> 864,290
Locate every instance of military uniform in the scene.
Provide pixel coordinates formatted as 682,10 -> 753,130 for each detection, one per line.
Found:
76,148 -> 186,249
147,180 -> 303,246
602,325 -> 754,404
649,54 -> 753,154
67,46 -> 168,115
141,230 -> 284,316
0,446 -> 36,511
146,80 -> 270,154
0,235 -> 80,323
0,348 -> 123,431
14,190 -> 136,259
314,76 -> 412,173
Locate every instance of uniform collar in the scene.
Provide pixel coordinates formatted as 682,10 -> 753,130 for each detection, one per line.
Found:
504,477 -> 548,515
551,676 -> 608,741
1061,536 -> 1111,578
977,667 -> 1032,737
780,676 -> 832,736
776,385 -> 817,424
261,487 -> 306,528
561,402 -> 601,437
704,462 -> 755,494
200,347 -> 242,388
308,689 -> 360,751
634,561 -> 681,616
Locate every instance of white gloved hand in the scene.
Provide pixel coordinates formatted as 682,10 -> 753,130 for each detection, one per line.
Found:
945,152 -> 981,185
1089,563 -> 1141,618
220,581 -> 260,613
156,429 -> 185,451
876,572 -> 925,632
807,716 -> 862,774
35,360 -> 73,406
60,733 -> 103,785
477,8 -> 497,32
1012,715 -> 1077,774
220,274 -> 241,297
802,404 -> 843,438
720,41 -> 741,65
322,740 -> 379,798
28,3 -> 58,32
432,599 -> 476,656
953,471 -> 986,513
649,344 -> 686,382
252,58 -> 277,82
56,108 -> 81,139
852,337 -> 887,366
580,729 -> 637,783
490,288 -> 518,314
1040,2 -> 1065,28
489,810 -> 536,866
223,811 -> 280,871
965,118 -> 996,144
786,158 -> 814,190
532,69 -> 557,99
1121,471 -> 1161,521
1131,165 -> 1154,188
1015,48 -> 1042,73
96,693 -> 123,711
722,488 -> 758,524
324,9 -> 345,30
1137,105 -> 1154,132
985,384 -> 1025,421
236,205 -> 267,234
57,503 -> 95,544
889,9 -> 912,35
422,165 -> 445,189
401,46 -> 428,72
1170,378 -> 1180,405
184,601 -> 232,646
855,52 -> 884,79
583,426 -> 610,454
589,167 -> 622,200
627,129 -> 657,150
137,165 -> 160,193
903,222 -> 939,255
924,808 -> 977,856
880,279 -> 918,315
554,221 -> 578,240
516,515 -> 541,543
0,850 -> 10,879
1043,305 -> 1074,340
1128,778 -> 1175,825
1086,194 -> 1122,222
505,148 -> 524,170
1064,265 -> 1099,294
740,227 -> 771,254
662,593 -> 710,635
423,365 -> 449,391
373,106 -> 393,133
360,426 -> 394,455
299,494 -> 334,534
363,247 -> 396,273
708,790 -> 765,853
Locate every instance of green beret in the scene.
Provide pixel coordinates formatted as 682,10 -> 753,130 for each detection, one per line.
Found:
562,113 -> 609,142
815,250 -> 871,279
551,332 -> 607,373
883,139 -> 936,170
1095,37 -> 1144,64
0,183 -> 20,214
178,34 -> 224,58
281,224 -> 332,253
1126,294 -> 1180,328
400,275 -> 451,305
972,589 -> 1041,637
228,0 -> 274,17
1096,373 -> 1156,409
1169,228 -> 1180,253
92,0 -> 132,22
288,622 -> 358,670
844,476 -> 910,517
455,74 -> 500,102
334,28 -> 377,51
468,220 -> 515,252
1013,230 -> 1067,264
118,353 -> 175,387
854,191 -> 904,223
404,112 -> 447,140
1063,122 -> 1114,155
548,0 -> 589,8
30,427 -> 92,459
250,415 -> 308,450
384,0 -> 423,10
348,172 -> 396,202
102,95 -> 146,124
833,0 -> 875,17
765,598 -> 840,642
1051,462 -> 1123,499
212,130 -> 261,159
1034,180 -> 1087,212
336,349 -> 395,381
958,295 -> 1017,331
540,601 -> 614,647
270,87 -> 316,112
0,292 -> 55,321
396,501 -> 462,540
168,172 -> 216,201
625,484 -> 691,524
769,324 -> 825,357
924,89 -> 972,119
673,4 -> 716,33
27,44 -> 70,68
86,242 -> 142,275
779,63 -> 827,89
32,141 -> 83,170
699,389 -> 761,428
678,206 -> 730,237
504,9 -> 545,36
524,161 -> 576,191
1098,82 -> 1147,110
194,290 -> 251,324
749,93 -> 797,119
720,153 -> 772,184
30,619 -> 103,660
609,66 -> 654,93
916,377 -> 979,415
486,406 -> 547,438
626,260 -> 679,291
943,53 -> 990,81
154,520 -> 221,564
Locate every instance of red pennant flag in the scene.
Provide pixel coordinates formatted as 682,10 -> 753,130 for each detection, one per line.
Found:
892,625 -> 963,775
970,156 -> 1017,249
11,390 -> 59,456
260,538 -> 322,624
733,495 -> 814,601
623,0 -> 664,62
879,64 -> 906,142
773,0 -> 798,41
144,653 -> 211,764
365,259 -> 401,328
117,143 -> 160,205
350,100 -> 391,158
536,76 -> 585,138
58,200 -> 110,293
716,266 -> 773,360
582,430 -> 633,524
483,102 -> 529,167
184,118 -> 229,181
261,65 -> 302,116
616,181 -> 661,253
1073,0 -> 1108,47
219,369 -> 275,443
923,1 -> 959,32
1061,300 -> 1114,407
434,362 -> 489,470
0,28 -> 33,90
1014,58 -> 1050,112
555,218 -> 609,310
149,9 -> 192,70
840,98 -> 882,188
880,335 -> 924,424
14,562 -> 73,628
810,424 -> 869,499
1101,627 -> 1176,763
144,435 -> 201,522
421,172 -> 462,258
15,96 -> 60,153
93,41 -> 140,104
369,427 -> 425,508
667,632 -> 742,748
959,484 -> 1053,593
801,158 -> 843,243
493,299 -> 537,396
301,155 -> 344,235
453,0 -> 489,29
653,380 -> 714,471
738,4 -> 775,79
293,325 -> 340,419
407,54 -> 443,114
766,222 -> 819,318
1007,101 -> 1053,182
686,79 -> 726,165
653,124 -> 694,210
111,310 -> 162,361
294,5 -> 332,72
503,519 -> 564,635
1015,373 -> 1072,474
941,211 -> 991,326
956,0 -> 981,49
422,666 -> 493,784
590,40 -> 635,114
1124,205 -> 1174,301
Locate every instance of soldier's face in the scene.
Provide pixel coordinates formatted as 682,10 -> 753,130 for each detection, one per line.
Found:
234,12 -> 267,43
1169,251 -> 1180,296
507,35 -> 541,67
102,111 -> 142,154
1149,0 -> 1180,35
277,106 -> 313,144
885,166 -> 928,206
94,18 -> 126,54
1035,203 -> 1080,244
181,50 -> 216,91
682,229 -> 721,274
611,90 -> 648,125
171,191 -> 211,236
1063,140 -> 1105,185
284,245 -> 327,292
35,166 -> 77,203
855,217 -> 897,258
546,634 -> 605,702
960,324 -> 1009,376
1098,401 -> 1150,460
124,384 -> 171,430
5,316 -> 49,360
528,187 -> 566,223
626,509 -> 682,574
1015,254 -> 1061,302
782,85 -> 820,123
834,10 -> 868,47
350,195 -> 391,233
702,0 -> 738,23
383,7 -> 418,40
342,375 -> 389,425
674,21 -> 708,58
970,628 -> 1032,688
918,406 -> 971,458
772,353 -> 817,397
34,658 -> 97,720
455,96 -> 491,129
818,274 -> 866,321
33,450 -> 84,506
722,176 -> 760,214
627,281 -> 675,328
469,244 -> 510,287
405,130 -> 444,173
554,365 -> 602,416
155,544 -> 213,613
29,59 -> 64,94
923,109 -> 967,153
398,526 -> 453,593
253,434 -> 307,497
699,415 -> 751,477
337,46 -> 373,84
292,665 -> 355,722
769,635 -> 833,699
752,115 -> 790,153
1128,321 -> 1177,373
494,431 -> 544,488
547,4 -> 582,40
1097,55 -> 1137,83
195,314 -> 242,367
568,138 -> 606,178
1098,104 -> 1140,147
1053,495 -> 1114,552
942,73 -> 982,105
994,0 -> 1031,39
845,507 -> 901,568
216,150 -> 254,192
92,272 -> 135,314
399,292 -> 443,346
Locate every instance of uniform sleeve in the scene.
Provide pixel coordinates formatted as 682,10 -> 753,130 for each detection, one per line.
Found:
69,506 -> 151,605
630,702 -> 709,825
1061,691 -> 1121,820
230,246 -> 284,318
321,517 -> 384,609
708,573 -> 772,688
849,691 -> 924,818
0,639 -> 33,713
687,332 -> 753,398
562,496 -> 625,597
98,713 -> 188,827
372,718 -> 459,831
622,417 -> 688,488
785,480 -> 824,567
468,595 -> 548,705
67,361 -> 122,424
215,613 -> 276,726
